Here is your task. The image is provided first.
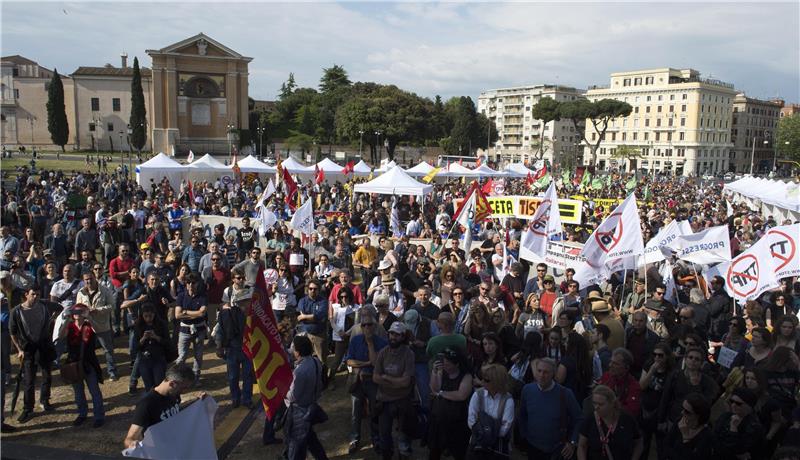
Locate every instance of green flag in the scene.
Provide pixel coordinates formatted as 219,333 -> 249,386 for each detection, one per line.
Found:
536,173 -> 552,187
580,171 -> 592,189
605,174 -> 612,187
562,170 -> 571,185
643,184 -> 652,200
625,177 -> 637,191
591,177 -> 604,190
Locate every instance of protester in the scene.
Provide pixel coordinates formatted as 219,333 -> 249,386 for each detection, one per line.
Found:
284,334 -> 329,460
373,322 -> 415,459
577,385 -> 643,460
133,303 -> 171,392
58,303 -> 105,427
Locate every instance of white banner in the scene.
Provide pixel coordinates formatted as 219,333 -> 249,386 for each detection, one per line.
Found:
581,193 -> 644,268
290,198 -> 314,236
673,225 -> 731,265
724,236 -> 781,303
520,240 -> 584,270
766,223 -> 800,279
641,220 -> 686,266
520,182 -> 563,258
123,396 -> 218,459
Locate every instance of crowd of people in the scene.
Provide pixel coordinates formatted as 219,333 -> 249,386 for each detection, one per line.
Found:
1,160 -> 799,460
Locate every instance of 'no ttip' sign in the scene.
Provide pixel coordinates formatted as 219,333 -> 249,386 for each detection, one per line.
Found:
529,199 -> 552,237
595,212 -> 623,253
726,254 -> 760,299
767,224 -> 800,278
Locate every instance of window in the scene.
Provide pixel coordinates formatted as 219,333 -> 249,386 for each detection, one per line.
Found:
107,122 -> 114,132
12,68 -> 19,77
91,98 -> 100,111
656,119 -> 661,127
112,98 -> 121,112
13,89 -> 19,99
682,93 -> 688,100
645,119 -> 650,127
646,106 -> 651,113
681,104 -> 687,112
646,95 -> 652,102
658,95 -> 663,101
670,95 -> 675,101
669,105 -> 674,113
89,122 -> 96,132
644,132 -> 649,141
634,107 -> 639,114
634,77 -> 642,86
622,133 -> 627,141
657,106 -> 662,113
623,78 -> 631,87
680,118 -> 686,127
668,118 -> 673,127
633,132 -> 638,141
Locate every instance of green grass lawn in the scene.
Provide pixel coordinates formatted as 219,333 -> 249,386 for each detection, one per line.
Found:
0,156 -> 128,177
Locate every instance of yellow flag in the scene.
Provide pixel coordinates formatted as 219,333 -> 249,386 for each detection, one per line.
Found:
422,167 -> 441,183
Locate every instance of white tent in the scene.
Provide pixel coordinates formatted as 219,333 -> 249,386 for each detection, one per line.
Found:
187,154 -> 231,182
353,160 -> 373,177
442,162 -> 478,177
237,155 -> 275,174
724,177 -> 800,221
472,164 -> 506,178
136,152 -> 187,187
504,162 -> 535,178
280,156 -> 312,174
376,160 -> 397,173
353,165 -> 433,196
405,161 -> 436,177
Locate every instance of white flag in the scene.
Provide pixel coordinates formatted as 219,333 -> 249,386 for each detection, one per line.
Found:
257,204 -> 277,237
766,223 -> 800,279
391,197 -> 402,238
187,150 -> 195,163
641,220 -> 685,266
673,225 -> 731,265
580,193 -> 644,269
726,200 -> 734,218
455,191 -> 475,230
123,397 -> 218,459
289,198 -> 314,236
520,181 -> 563,258
660,260 -> 677,303
724,235 -> 781,303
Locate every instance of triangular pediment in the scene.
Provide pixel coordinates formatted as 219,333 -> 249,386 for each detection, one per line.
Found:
152,33 -> 243,59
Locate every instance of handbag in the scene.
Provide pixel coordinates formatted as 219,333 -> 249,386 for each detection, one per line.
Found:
60,326 -> 86,385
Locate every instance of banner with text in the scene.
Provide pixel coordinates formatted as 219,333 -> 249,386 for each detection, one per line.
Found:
455,195 -> 583,225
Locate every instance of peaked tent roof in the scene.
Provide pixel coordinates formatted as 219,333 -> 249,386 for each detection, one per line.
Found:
280,156 -> 313,174
442,162 -> 478,177
472,164 -> 506,178
353,166 -> 433,196
353,160 -> 373,176
135,152 -> 188,186
405,161 -> 436,177
503,163 -> 534,178
188,153 -> 229,171
136,152 -> 186,170
237,155 -> 275,173
376,160 -> 397,172
315,157 -> 344,172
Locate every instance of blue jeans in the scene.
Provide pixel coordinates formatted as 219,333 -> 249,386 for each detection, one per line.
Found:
73,366 -> 105,421
138,353 -> 166,392
95,330 -> 117,377
415,362 -> 431,411
177,328 -> 206,375
351,378 -> 379,444
129,330 -> 141,387
225,347 -> 253,405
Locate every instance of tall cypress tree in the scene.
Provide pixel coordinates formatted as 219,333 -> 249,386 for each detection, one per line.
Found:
46,69 -> 69,152
129,57 -> 147,153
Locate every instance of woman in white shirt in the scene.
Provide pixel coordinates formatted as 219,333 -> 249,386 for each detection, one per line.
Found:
328,286 -> 358,383
271,265 -> 297,322
467,363 -> 515,458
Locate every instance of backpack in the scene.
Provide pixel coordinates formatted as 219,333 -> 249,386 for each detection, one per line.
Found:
470,389 -> 509,453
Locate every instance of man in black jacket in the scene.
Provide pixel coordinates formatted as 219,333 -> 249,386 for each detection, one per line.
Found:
707,276 -> 733,343
8,288 -> 61,423
214,287 -> 253,408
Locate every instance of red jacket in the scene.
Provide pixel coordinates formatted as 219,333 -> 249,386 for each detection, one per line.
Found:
599,371 -> 641,418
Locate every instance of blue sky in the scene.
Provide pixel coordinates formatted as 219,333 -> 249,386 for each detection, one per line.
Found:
2,1 -> 798,103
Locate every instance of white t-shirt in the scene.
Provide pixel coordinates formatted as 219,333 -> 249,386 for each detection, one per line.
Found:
50,279 -> 83,309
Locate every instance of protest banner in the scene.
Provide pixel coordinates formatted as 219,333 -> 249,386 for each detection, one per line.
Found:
766,223 -> 800,279
519,240 -> 585,270
673,225 -> 731,265
123,397 -> 218,459
581,193 -> 644,267
724,236 -> 780,302
640,220 -> 688,266
455,195 -> 583,225
520,182 -> 563,258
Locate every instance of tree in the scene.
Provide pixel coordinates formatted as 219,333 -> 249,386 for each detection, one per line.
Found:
611,144 -> 643,171
285,130 -> 314,156
428,95 -> 447,141
129,57 -> 147,153
46,69 -> 69,152
475,113 -> 498,151
319,65 -> 351,94
776,114 -> 800,164
531,97 -> 561,158
559,98 -> 632,165
279,73 -> 297,100
445,96 -> 478,155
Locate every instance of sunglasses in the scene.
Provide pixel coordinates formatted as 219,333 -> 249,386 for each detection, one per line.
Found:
308,287 -> 318,291
453,292 -> 463,296
655,291 -> 665,295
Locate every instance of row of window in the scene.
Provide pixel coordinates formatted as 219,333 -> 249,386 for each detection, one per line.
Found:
91,97 -> 121,112
88,122 -> 115,132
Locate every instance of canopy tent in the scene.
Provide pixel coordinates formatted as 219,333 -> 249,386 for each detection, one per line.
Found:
237,155 -> 275,174
503,162 -> 535,178
404,161 -> 436,177
353,160 -> 373,177
441,162 -> 478,177
309,158 -> 347,180
724,177 -> 800,221
187,154 -> 231,182
376,160 -> 397,173
136,152 -> 187,187
280,156 -> 312,174
353,165 -> 433,196
471,164 -> 506,178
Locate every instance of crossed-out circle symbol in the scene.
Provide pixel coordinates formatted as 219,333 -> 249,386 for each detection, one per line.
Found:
727,254 -> 759,298
530,199 -> 551,236
595,211 -> 623,253
768,229 -> 795,271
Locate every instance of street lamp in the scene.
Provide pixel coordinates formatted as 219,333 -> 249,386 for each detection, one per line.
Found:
226,123 -> 236,162
358,130 -> 364,159
374,130 -> 382,163
256,126 -> 265,158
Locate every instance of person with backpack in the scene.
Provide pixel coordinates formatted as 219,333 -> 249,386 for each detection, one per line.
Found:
467,363 -> 514,459
519,357 -> 584,460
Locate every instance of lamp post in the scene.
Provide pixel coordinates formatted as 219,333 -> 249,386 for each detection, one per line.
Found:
374,130 -> 382,163
358,129 -> 364,159
226,123 -> 236,162
127,125 -> 133,177
256,126 -> 265,158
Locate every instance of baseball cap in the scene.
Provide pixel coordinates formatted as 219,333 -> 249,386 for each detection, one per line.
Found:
388,322 -> 406,335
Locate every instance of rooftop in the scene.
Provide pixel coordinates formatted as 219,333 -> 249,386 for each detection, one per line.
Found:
71,65 -> 152,78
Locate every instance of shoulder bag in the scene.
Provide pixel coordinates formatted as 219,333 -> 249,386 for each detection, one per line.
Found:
60,325 -> 86,384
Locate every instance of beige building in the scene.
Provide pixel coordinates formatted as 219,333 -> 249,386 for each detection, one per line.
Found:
477,85 -> 585,166
584,68 -> 738,176
1,33 -> 251,156
730,94 -> 782,174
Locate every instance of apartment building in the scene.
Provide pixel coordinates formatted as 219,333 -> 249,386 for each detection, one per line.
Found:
584,68 -> 738,176
730,94 -> 782,174
477,85 -> 585,167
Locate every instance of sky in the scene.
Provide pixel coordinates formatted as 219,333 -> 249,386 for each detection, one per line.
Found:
2,1 -> 799,103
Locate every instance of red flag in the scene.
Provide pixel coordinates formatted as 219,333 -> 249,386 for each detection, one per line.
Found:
341,161 -> 354,175
453,181 -> 493,224
526,172 -> 534,187
243,269 -> 293,420
481,179 -> 494,196
459,158 -> 463,165
534,163 -> 547,180
314,165 -> 325,185
476,157 -> 482,167
281,167 -> 298,211
187,180 -> 194,203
